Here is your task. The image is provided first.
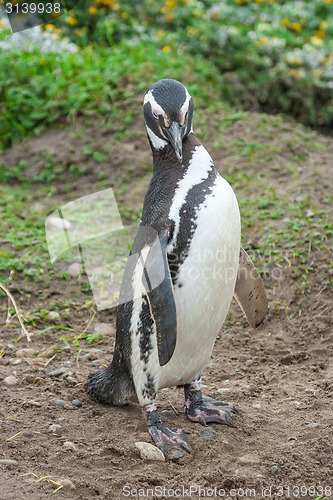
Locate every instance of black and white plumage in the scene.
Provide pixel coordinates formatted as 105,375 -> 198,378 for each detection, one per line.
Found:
86,79 -> 267,454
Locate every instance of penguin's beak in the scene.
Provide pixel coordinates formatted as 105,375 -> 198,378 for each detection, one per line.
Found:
163,122 -> 184,162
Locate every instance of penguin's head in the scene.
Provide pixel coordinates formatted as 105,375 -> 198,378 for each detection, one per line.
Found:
143,79 -> 194,162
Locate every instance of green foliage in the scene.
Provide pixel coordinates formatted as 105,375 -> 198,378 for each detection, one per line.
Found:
0,38 -> 222,147
36,0 -> 333,129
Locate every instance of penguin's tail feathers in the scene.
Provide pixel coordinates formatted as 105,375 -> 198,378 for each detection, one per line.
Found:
85,362 -> 136,406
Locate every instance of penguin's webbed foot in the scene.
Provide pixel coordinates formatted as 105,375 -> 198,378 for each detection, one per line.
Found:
184,383 -> 239,427
143,402 -> 192,454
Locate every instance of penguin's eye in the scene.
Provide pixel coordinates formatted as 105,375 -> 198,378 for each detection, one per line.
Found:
152,110 -> 159,119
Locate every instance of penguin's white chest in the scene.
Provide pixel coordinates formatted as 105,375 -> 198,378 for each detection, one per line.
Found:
159,171 -> 241,389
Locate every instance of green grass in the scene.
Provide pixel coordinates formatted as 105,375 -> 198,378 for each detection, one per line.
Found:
0,39 -> 225,148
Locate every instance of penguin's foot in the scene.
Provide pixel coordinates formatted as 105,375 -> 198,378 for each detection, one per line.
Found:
184,383 -> 239,426
143,402 -> 192,455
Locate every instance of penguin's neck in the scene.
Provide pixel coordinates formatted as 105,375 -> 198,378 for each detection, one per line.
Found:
149,133 -> 202,177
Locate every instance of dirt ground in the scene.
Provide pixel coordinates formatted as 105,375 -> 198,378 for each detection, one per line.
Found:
0,111 -> 332,500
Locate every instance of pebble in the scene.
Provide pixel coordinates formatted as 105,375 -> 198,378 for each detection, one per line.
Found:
81,349 -> 103,361
271,465 -> 278,474
252,474 -> 264,478
94,322 -> 113,336
72,399 -> 83,408
10,359 -> 22,365
56,400 -> 74,410
253,403 -> 262,410
16,348 -> 35,358
305,422 -> 320,428
49,368 -> 67,377
57,478 -> 75,489
63,441 -> 77,452
0,459 -> 18,468
239,454 -> 261,464
47,311 -> 60,322
49,424 -> 62,433
167,450 -> 183,462
4,376 -> 18,386
200,427 -> 214,440
135,442 -> 165,462
67,262 -> 81,278
91,359 -> 104,367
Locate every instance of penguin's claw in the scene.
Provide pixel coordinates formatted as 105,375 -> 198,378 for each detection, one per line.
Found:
184,384 -> 239,427
143,402 -> 192,455
148,423 -> 192,454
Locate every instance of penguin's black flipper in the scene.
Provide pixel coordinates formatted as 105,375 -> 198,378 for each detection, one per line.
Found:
234,247 -> 268,328
141,228 -> 177,367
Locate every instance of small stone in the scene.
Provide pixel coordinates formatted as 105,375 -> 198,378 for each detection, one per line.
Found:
305,422 -> 320,428
10,359 -> 22,365
167,450 -> 183,462
271,465 -> 278,474
47,311 -> 60,322
72,399 -> 83,408
200,427 -> 214,440
94,322 -> 113,335
239,455 -> 261,464
49,368 -> 67,377
67,262 -> 81,278
4,376 -> 18,386
252,474 -> 264,478
57,478 -> 75,489
63,441 -> 77,451
253,403 -> 262,409
49,424 -> 62,433
56,400 -> 73,410
135,442 -> 165,461
238,391 -> 245,398
16,348 -> 35,358
0,459 -> 18,468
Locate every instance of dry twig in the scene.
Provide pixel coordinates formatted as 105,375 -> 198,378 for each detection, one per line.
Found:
0,282 -> 31,341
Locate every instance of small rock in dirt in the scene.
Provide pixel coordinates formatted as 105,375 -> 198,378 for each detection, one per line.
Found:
16,348 -> 35,358
252,474 -> 264,478
135,442 -> 165,462
47,311 -> 60,322
91,359 -> 105,367
94,322 -> 113,335
63,441 -> 77,452
10,359 -> 22,365
252,403 -> 262,409
271,465 -> 278,474
49,368 -> 67,377
239,455 -> 261,464
4,376 -> 18,386
0,459 -> 18,468
200,427 -> 214,440
57,478 -> 75,489
72,399 -> 83,408
56,400 -> 73,410
167,450 -> 183,462
305,422 -> 320,428
49,424 -> 62,433
67,262 -> 81,278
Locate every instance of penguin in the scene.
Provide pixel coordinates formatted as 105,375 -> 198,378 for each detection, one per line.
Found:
86,79 -> 268,454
